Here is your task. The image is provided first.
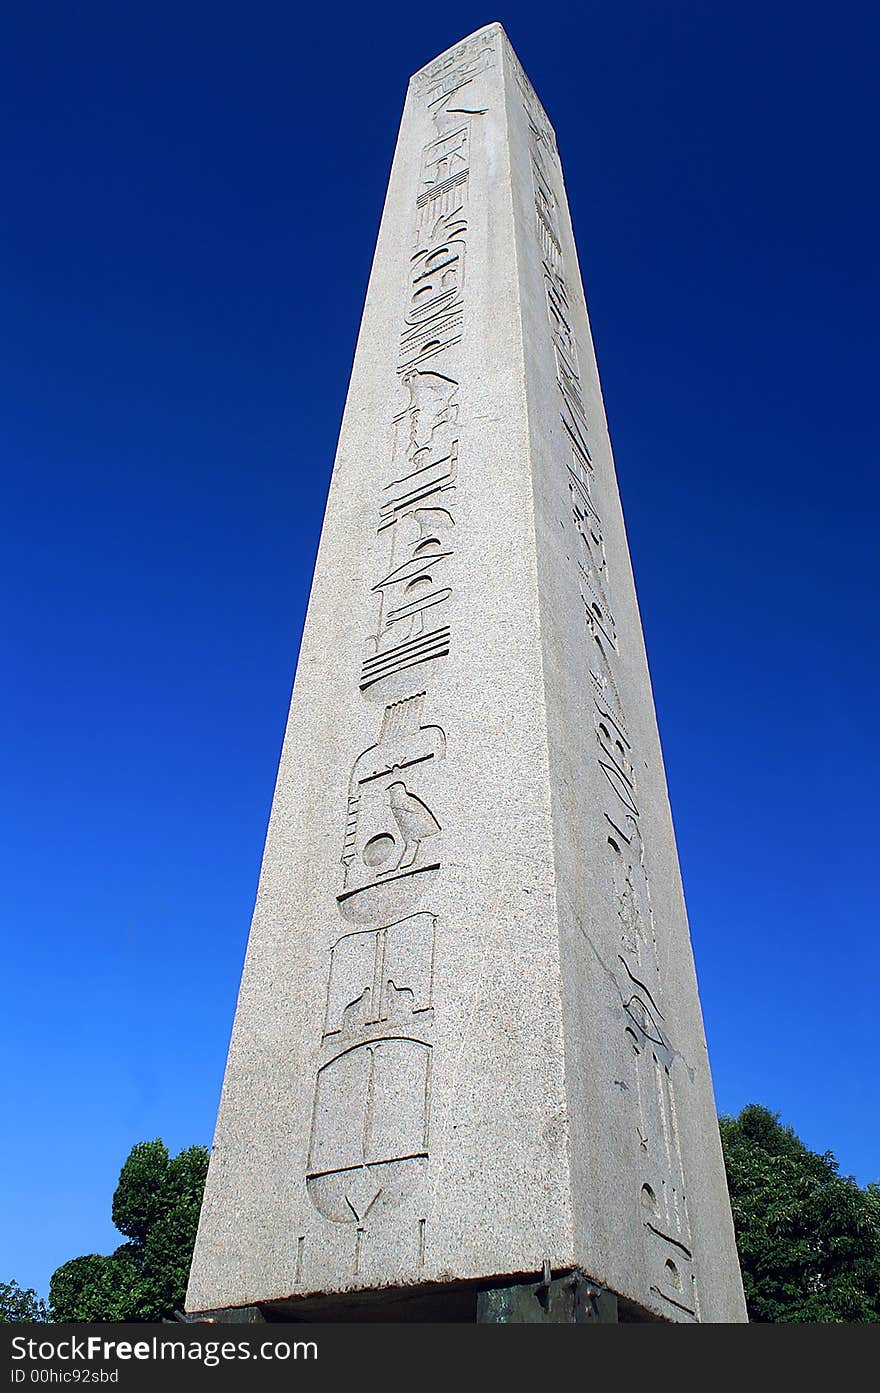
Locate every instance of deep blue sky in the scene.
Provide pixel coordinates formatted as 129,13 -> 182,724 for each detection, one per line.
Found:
3,2 -> 878,1302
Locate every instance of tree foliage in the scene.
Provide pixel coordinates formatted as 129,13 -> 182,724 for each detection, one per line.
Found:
0,1279 -> 48,1323
720,1104 -> 880,1323
49,1140 -> 209,1323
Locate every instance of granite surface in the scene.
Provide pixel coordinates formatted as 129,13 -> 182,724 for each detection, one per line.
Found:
185,24 -> 747,1322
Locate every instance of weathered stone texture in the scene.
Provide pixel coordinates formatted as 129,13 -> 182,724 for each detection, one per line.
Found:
186,24 -> 747,1322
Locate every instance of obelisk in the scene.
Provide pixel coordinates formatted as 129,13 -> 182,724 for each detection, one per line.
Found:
186,24 -> 747,1322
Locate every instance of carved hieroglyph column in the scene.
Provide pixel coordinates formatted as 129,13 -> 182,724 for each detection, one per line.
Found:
186,24 -> 747,1322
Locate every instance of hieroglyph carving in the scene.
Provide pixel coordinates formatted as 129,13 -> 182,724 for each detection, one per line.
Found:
308,916 -> 437,1230
515,57 -> 699,1319
339,693 -> 445,924
364,372 -> 458,698
400,208 -> 466,371
412,31 -> 496,110
323,914 -> 436,1040
505,45 -> 558,161
301,33 -> 496,1273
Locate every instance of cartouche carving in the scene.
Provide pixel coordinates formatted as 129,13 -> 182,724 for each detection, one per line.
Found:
306,1038 -> 432,1224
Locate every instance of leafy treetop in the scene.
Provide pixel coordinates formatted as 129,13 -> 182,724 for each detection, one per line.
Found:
0,1280 -> 48,1323
49,1140 -> 209,1323
720,1104 -> 880,1323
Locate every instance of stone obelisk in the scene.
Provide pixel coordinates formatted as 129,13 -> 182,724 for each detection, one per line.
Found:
186,24 -> 746,1323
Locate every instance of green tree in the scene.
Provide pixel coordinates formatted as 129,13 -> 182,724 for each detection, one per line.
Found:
49,1141 -> 209,1323
0,1280 -> 48,1323
720,1104 -> 880,1323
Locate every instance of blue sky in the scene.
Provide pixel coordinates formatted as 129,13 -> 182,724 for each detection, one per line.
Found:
2,1 -> 878,1302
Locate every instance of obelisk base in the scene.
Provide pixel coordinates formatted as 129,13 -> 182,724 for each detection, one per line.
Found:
476,1269 -> 618,1323
179,1270 -> 637,1323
